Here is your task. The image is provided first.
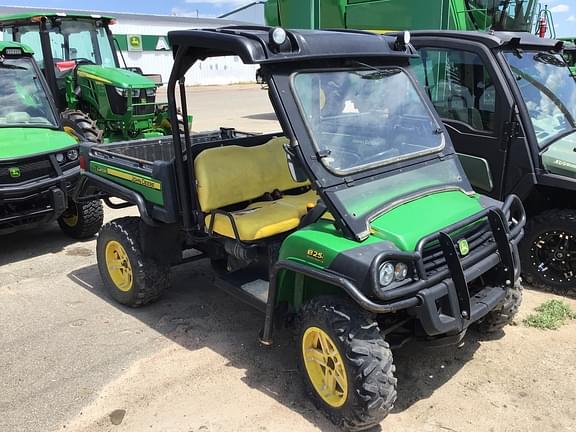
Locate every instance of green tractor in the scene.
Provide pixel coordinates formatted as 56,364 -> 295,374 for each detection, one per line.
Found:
0,12 -> 172,142
0,41 -> 103,238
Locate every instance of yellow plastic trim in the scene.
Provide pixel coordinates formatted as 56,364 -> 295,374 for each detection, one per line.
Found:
105,240 -> 133,292
302,326 -> 348,408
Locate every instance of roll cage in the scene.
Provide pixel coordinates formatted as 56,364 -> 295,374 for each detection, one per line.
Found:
166,26 -> 467,241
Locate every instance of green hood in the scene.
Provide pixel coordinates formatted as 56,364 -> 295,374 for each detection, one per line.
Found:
77,65 -> 156,89
369,190 -> 483,251
0,128 -> 77,160
541,131 -> 576,177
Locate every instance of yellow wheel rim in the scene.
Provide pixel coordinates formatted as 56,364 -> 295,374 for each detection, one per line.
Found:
61,206 -> 79,227
105,241 -> 133,292
302,326 -> 348,408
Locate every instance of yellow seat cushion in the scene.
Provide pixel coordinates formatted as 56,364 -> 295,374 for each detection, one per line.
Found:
194,137 -> 309,212
206,190 -> 318,241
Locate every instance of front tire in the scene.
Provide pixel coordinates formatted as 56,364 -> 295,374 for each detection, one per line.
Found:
297,297 -> 396,431
475,281 -> 523,334
97,217 -> 170,307
58,200 -> 104,239
61,109 -> 103,143
520,209 -> 576,296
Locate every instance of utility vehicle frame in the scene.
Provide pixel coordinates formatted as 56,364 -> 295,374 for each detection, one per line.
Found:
77,27 -> 525,430
0,41 -> 103,237
404,31 -> 576,295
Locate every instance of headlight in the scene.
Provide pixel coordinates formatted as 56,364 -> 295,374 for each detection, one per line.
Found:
145,88 -> 156,97
114,87 -> 127,97
379,262 -> 395,287
66,149 -> 79,161
394,262 -> 408,281
114,87 -> 140,98
55,153 -> 65,163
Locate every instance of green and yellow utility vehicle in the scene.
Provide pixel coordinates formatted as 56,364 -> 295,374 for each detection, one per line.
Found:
0,12 -> 173,142
0,41 -> 102,237
78,27 -> 525,430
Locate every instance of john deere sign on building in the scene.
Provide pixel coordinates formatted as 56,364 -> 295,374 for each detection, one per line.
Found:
116,35 -> 171,52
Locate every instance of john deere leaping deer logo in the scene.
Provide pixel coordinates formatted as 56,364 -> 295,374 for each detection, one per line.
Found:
8,167 -> 21,178
458,239 -> 470,257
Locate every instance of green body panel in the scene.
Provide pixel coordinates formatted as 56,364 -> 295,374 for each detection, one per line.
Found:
76,65 -> 156,89
265,0 -> 536,32
541,132 -> 576,177
368,190 -> 482,251
89,161 -> 164,205
279,190 -> 482,266
277,190 -> 483,307
0,128 -> 77,159
0,40 -> 34,55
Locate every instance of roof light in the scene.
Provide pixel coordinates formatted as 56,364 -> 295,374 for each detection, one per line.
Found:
270,27 -> 287,46
109,19 -> 118,25
31,15 -> 45,23
4,48 -> 23,56
91,15 -> 102,19
394,31 -> 411,51
56,12 -> 67,17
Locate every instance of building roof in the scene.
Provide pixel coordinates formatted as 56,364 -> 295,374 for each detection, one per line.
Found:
0,5 -> 248,28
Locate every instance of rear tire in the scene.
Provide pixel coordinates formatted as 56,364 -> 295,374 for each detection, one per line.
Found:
97,217 -> 170,307
475,281 -> 523,333
520,209 -> 576,297
58,200 -> 103,239
61,109 -> 103,143
297,297 -> 396,431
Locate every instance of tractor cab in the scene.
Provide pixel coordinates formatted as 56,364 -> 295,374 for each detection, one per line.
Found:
0,13 -> 165,141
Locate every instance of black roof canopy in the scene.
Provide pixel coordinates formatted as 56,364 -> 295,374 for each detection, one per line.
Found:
405,30 -> 564,50
167,26 -> 417,64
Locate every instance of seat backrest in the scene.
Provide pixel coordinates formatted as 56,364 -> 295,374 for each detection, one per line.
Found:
194,137 -> 309,212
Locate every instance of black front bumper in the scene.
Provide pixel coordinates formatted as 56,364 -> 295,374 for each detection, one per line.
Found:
0,167 -> 79,234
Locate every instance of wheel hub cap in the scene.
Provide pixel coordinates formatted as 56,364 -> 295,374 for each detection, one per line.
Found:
302,326 -> 348,408
105,240 -> 133,292
531,230 -> 576,283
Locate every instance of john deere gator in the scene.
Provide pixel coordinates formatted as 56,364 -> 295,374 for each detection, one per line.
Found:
0,41 -> 102,237
77,27 -> 526,430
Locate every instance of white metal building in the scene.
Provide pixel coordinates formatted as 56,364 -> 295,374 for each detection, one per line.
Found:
0,5 -> 264,85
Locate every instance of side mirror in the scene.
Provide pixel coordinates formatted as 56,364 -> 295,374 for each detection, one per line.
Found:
283,143 -> 308,183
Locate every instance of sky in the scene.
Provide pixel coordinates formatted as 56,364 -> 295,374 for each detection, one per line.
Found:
5,0 -> 576,36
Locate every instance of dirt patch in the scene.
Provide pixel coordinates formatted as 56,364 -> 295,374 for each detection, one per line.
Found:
61,289 -> 576,432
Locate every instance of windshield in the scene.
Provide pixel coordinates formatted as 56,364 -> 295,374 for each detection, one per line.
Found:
464,0 -> 538,31
505,51 -> 576,147
292,68 -> 445,175
46,20 -> 116,68
0,57 -> 57,128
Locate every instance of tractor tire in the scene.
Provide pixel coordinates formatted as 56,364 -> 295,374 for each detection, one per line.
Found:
297,297 -> 396,431
520,209 -> 576,297
61,109 -> 103,143
474,281 -> 523,334
97,217 -> 170,307
58,199 -> 103,239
